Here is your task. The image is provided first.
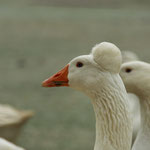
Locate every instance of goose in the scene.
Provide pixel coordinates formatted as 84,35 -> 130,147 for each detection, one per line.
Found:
121,51 -> 141,144
0,104 -> 34,143
120,60 -> 150,150
42,42 -> 132,150
0,137 -> 25,150
121,51 -> 139,63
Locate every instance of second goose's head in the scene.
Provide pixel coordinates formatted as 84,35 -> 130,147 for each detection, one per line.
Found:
120,61 -> 150,97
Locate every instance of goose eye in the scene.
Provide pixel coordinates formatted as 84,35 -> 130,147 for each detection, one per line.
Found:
125,68 -> 132,73
76,62 -> 83,68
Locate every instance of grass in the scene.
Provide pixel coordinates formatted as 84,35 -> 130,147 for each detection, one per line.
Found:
0,1 -> 150,150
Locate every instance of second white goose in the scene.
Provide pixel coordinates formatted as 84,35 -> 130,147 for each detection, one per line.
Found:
120,61 -> 150,150
121,51 -> 141,144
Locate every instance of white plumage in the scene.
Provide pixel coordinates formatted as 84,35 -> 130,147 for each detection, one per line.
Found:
120,60 -> 150,150
43,42 -> 133,150
92,42 -> 122,73
121,51 -> 141,144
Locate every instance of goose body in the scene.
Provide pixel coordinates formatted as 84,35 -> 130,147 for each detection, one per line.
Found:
0,138 -> 25,150
120,60 -> 150,150
0,104 -> 33,142
42,42 -> 132,150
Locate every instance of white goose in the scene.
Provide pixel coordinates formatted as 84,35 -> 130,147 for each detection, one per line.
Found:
0,104 -> 34,142
42,42 -> 132,150
121,51 -> 141,144
0,105 -> 32,150
120,61 -> 150,150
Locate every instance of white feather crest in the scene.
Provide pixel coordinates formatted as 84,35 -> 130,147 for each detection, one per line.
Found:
92,42 -> 122,73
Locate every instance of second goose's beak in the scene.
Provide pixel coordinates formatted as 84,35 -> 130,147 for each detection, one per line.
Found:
42,64 -> 69,87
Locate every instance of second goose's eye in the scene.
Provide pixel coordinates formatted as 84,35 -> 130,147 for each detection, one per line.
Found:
125,68 -> 132,73
76,62 -> 83,68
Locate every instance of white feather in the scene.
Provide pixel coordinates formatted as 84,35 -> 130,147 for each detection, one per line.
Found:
92,42 -> 122,73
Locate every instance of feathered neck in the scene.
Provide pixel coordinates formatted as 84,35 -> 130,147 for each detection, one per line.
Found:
132,95 -> 150,150
86,75 -> 132,150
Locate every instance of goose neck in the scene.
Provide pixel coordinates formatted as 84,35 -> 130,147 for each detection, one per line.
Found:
138,96 -> 150,130
88,87 -> 132,150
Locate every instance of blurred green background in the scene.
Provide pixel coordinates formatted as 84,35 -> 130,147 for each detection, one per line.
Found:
0,0 -> 150,149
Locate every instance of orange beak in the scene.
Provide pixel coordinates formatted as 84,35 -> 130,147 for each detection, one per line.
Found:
42,64 -> 69,87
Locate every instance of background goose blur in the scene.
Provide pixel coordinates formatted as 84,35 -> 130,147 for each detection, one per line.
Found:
0,104 -> 34,143
122,51 -> 139,63
0,137 -> 25,150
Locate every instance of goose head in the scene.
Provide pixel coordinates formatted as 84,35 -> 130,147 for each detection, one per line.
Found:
42,42 -> 133,150
120,61 -> 150,97
42,42 -> 122,93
